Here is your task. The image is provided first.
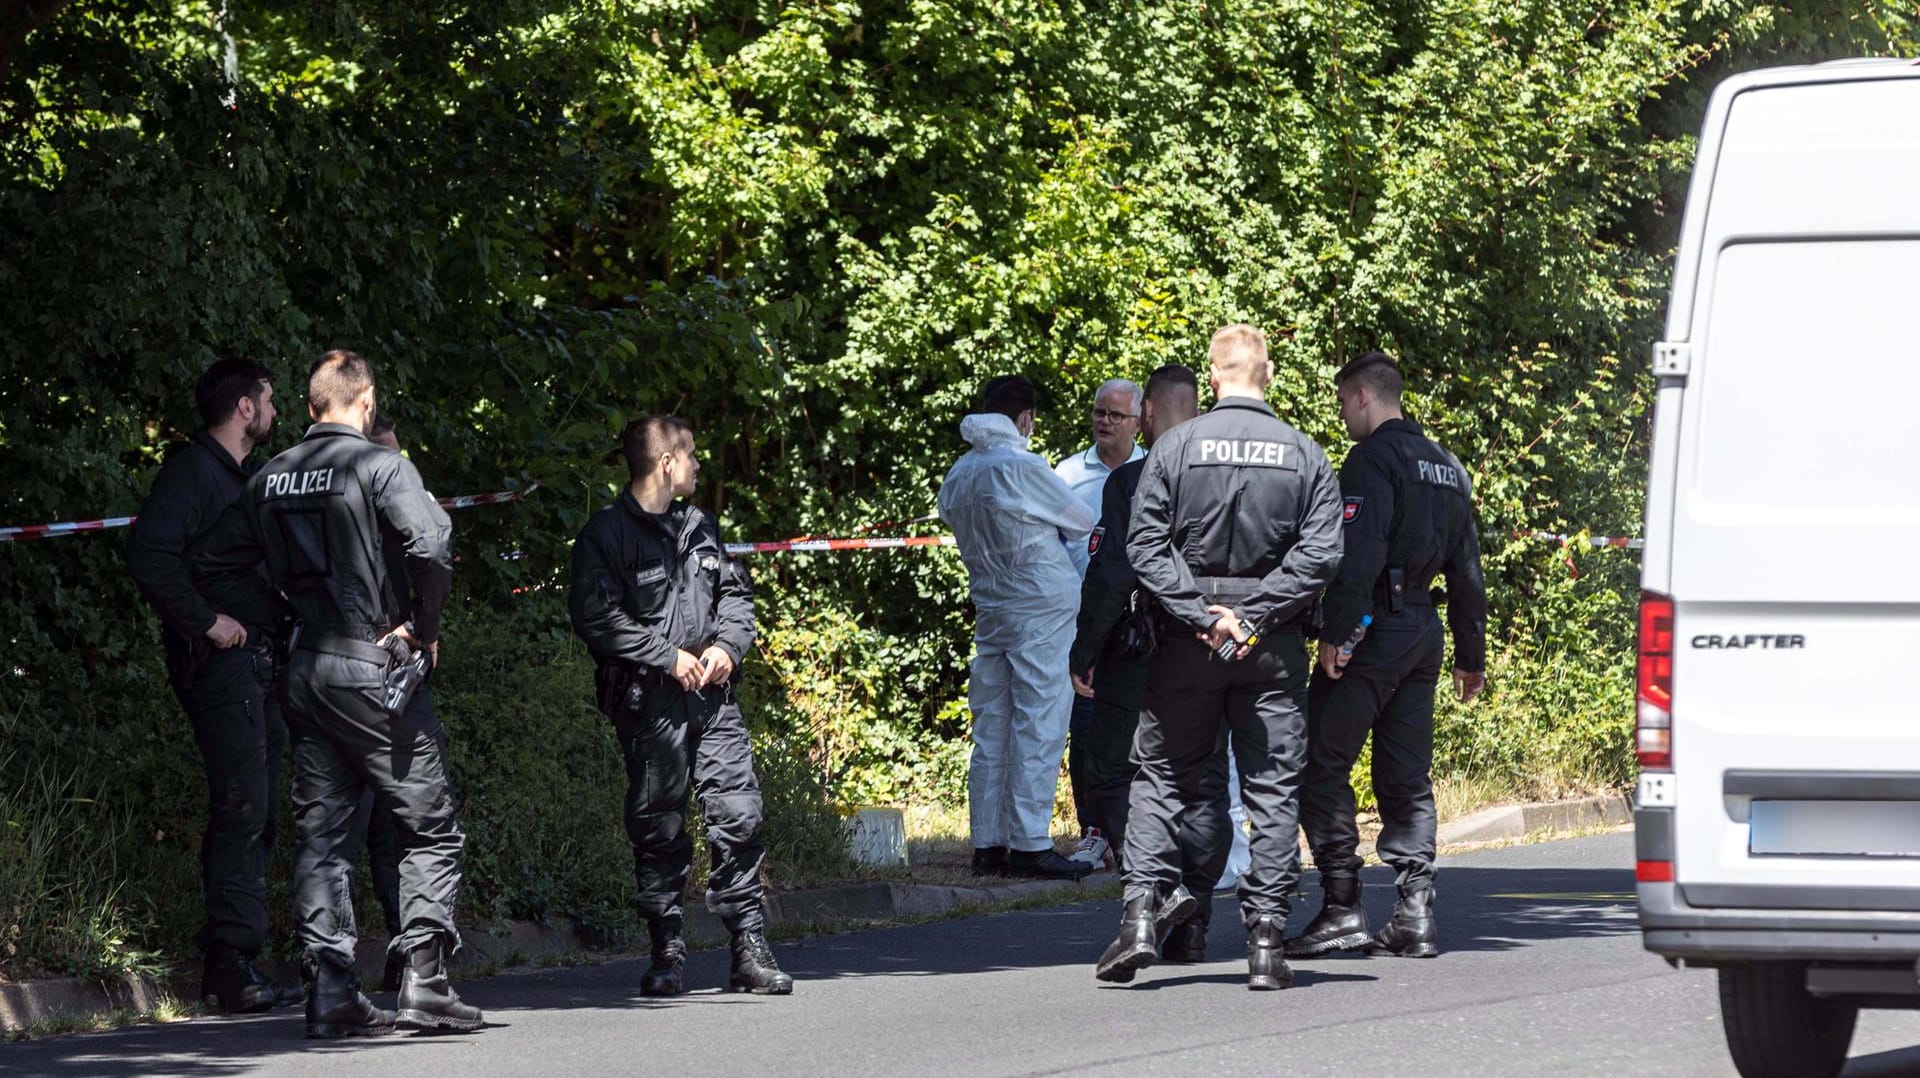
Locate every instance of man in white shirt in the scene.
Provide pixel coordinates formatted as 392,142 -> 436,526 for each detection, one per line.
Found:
1055,379 -> 1147,545
1055,378 -> 1145,870
939,376 -> 1099,880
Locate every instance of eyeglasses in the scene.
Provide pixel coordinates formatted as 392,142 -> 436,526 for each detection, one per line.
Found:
1091,408 -> 1139,423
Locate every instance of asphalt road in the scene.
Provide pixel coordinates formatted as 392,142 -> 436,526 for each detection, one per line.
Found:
10,831 -> 1920,1077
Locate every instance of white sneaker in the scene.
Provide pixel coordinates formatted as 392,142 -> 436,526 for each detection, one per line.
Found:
1068,828 -> 1112,870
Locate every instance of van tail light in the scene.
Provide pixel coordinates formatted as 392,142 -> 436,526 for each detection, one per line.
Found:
1637,591 -> 1674,769
1636,860 -> 1674,883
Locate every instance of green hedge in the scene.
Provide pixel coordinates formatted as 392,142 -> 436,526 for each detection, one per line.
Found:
5,0 -> 1915,977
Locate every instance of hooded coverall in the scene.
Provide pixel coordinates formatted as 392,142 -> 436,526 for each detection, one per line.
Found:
939,413 -> 1097,852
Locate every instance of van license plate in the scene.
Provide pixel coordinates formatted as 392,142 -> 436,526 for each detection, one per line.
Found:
1750,800 -> 1920,858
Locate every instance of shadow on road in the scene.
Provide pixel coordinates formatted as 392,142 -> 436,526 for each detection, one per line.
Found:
1847,1044 -> 1920,1076
1,854 -> 1639,1076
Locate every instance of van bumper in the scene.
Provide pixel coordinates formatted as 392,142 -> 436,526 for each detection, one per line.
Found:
1638,807 -> 1920,962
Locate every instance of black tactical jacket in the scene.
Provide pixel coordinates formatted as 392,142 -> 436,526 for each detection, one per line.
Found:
567,491 -> 756,673
1069,457 -> 1146,676
196,423 -> 453,644
125,430 -> 282,656
1321,417 -> 1487,672
1126,396 -> 1345,635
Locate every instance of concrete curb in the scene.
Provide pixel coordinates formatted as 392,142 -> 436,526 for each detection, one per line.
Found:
0,972 -> 166,1033
1433,792 -> 1633,847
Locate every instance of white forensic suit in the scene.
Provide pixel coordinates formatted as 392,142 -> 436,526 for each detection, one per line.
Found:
938,413 -> 1098,852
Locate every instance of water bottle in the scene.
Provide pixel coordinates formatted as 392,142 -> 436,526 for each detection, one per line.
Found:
1337,615 -> 1374,659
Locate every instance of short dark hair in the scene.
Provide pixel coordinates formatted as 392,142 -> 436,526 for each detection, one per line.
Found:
194,358 -> 272,428
1144,363 -> 1197,403
620,415 -> 693,480
980,375 -> 1036,421
1335,351 -> 1404,404
308,349 -> 376,415
369,411 -> 395,438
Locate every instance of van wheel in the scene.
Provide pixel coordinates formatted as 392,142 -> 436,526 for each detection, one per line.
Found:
1718,962 -> 1858,1078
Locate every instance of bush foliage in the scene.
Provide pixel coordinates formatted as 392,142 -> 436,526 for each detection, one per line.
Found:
3,1 -> 1915,976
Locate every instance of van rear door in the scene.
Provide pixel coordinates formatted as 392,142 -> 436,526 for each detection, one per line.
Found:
1667,75 -> 1920,909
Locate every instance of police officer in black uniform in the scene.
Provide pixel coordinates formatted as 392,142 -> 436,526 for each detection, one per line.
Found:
1287,352 -> 1487,961
1095,325 -> 1344,989
568,415 -> 792,997
342,411 -> 452,993
125,358 -> 302,1014
197,350 -> 482,1038
1069,363 -> 1226,962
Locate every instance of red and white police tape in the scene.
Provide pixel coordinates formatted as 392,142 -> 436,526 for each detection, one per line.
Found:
2,495 -> 1637,555
436,482 -> 542,510
724,535 -> 956,556
0,483 -> 544,543
1518,532 -> 1644,550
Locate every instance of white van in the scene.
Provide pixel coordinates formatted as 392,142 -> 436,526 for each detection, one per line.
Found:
1635,59 -> 1920,1078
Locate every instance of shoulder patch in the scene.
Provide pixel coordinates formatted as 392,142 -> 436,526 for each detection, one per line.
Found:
1343,496 -> 1363,524
1088,526 -> 1105,557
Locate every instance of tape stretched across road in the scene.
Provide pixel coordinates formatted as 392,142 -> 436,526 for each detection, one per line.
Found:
725,536 -> 957,556
0,516 -> 140,543
0,483 -> 544,543
2,493 -> 1637,555
1519,532 -> 1644,550
435,482 -> 542,510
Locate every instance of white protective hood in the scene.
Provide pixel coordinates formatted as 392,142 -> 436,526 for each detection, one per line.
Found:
938,413 -> 1097,644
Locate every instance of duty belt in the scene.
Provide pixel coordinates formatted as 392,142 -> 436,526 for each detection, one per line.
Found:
1192,576 -> 1264,602
297,632 -> 391,666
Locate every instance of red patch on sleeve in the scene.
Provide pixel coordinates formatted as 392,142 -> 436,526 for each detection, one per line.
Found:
1342,497 -> 1363,524
1088,526 -> 1105,556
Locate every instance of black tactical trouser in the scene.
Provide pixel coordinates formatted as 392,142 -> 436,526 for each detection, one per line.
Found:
175,644 -> 286,957
1300,609 -> 1445,896
609,673 -> 767,934
1068,693 -> 1098,830
1080,657 -> 1229,908
343,679 -> 447,940
284,644 -> 465,974
1123,630 -> 1309,927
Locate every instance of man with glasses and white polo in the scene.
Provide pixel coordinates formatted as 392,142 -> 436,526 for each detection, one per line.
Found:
1055,379 -> 1146,871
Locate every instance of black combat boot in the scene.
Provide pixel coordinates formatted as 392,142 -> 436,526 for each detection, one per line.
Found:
305,962 -> 396,1039
1005,848 -> 1094,880
201,944 -> 302,1014
729,930 -> 794,994
640,917 -> 688,997
395,941 -> 486,1032
380,950 -> 406,994
1246,916 -> 1295,991
1095,898 -> 1157,983
1367,887 -> 1439,958
971,845 -> 1009,877
1284,875 -> 1370,958
1161,921 -> 1209,963
1153,884 -> 1199,942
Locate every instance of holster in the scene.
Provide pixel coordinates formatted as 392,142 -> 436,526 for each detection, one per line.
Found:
594,659 -> 650,720
165,636 -> 211,695
1112,590 -> 1159,661
380,639 -> 432,719
1303,597 -> 1325,642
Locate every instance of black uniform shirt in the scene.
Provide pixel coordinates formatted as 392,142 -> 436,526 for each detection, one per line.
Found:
1126,396 -> 1345,635
195,423 -> 454,644
126,430 -> 281,650
1069,457 -> 1146,675
568,491 -> 756,672
1321,417 -> 1487,672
